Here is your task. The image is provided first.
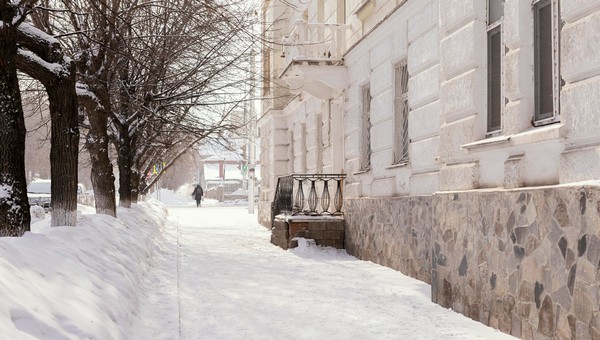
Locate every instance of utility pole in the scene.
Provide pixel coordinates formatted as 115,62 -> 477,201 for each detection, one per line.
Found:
248,15 -> 257,214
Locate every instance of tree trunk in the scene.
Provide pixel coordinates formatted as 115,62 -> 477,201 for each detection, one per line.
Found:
86,123 -> 117,216
47,62 -> 79,227
117,125 -> 133,208
0,9 -> 30,236
130,167 -> 141,204
80,94 -> 117,217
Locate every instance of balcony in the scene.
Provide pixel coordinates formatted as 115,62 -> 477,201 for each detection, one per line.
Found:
270,173 -> 347,250
279,20 -> 350,99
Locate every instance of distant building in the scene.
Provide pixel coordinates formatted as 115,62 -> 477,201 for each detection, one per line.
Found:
260,0 -> 600,338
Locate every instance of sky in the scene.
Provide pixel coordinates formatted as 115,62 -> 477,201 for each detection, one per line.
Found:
0,189 -> 517,339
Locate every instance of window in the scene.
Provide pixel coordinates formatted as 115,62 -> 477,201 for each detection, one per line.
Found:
393,61 -> 409,164
534,0 -> 560,123
487,0 -> 503,133
360,85 -> 371,171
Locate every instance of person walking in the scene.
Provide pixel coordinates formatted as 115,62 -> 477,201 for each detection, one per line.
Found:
192,184 -> 204,207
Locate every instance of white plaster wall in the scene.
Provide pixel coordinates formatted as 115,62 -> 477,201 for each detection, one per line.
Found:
260,0 -> 600,214
459,0 -> 600,189
343,0 -> 439,198
561,8 -> 600,140
502,0 -> 536,138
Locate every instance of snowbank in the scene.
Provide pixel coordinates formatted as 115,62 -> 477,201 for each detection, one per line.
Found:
0,201 -> 167,339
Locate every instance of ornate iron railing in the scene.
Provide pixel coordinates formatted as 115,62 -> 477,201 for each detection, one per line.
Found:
281,20 -> 350,68
271,173 -> 346,224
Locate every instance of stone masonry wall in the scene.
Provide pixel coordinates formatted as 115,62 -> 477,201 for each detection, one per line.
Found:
344,196 -> 432,284
271,217 -> 345,250
431,186 -> 600,339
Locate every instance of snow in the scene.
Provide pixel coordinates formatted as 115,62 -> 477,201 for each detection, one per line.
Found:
0,190 -> 517,339
17,49 -> 65,76
0,184 -> 12,199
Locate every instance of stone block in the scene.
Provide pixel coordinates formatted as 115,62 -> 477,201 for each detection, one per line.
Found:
440,21 -> 484,80
440,69 -> 484,122
324,230 -> 344,240
310,222 -> 327,231
439,0 -> 485,34
439,116 -> 478,159
503,47 -> 532,102
369,36 -> 392,68
440,162 -> 479,191
504,154 -> 524,189
573,281 -> 595,324
408,29 -> 439,75
370,64 -> 393,98
562,76 -> 600,138
308,230 -> 324,240
408,0 -> 437,42
560,147 -> 600,183
562,0 -> 600,23
409,64 -> 440,109
561,11 -> 600,83
326,221 -> 345,231
409,171 -> 439,195
289,222 -> 308,238
409,100 -> 441,142
371,118 -> 394,153
410,137 -> 440,169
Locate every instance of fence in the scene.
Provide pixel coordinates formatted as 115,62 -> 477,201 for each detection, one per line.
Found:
271,173 -> 346,225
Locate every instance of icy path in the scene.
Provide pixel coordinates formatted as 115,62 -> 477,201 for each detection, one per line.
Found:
132,206 -> 516,339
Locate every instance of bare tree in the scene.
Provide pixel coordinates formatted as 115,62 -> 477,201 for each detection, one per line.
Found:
0,0 -> 31,236
49,0 -> 259,208
2,0 -> 260,225
15,20 -> 79,227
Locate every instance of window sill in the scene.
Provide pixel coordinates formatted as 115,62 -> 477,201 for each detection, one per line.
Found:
353,168 -> 371,175
461,135 -> 511,150
533,115 -> 560,127
461,123 -> 564,152
387,161 -> 410,169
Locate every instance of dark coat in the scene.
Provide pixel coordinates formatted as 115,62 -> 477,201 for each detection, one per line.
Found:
192,185 -> 204,199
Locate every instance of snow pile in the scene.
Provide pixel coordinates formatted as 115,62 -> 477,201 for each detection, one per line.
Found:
291,237 -> 354,260
0,200 -> 167,339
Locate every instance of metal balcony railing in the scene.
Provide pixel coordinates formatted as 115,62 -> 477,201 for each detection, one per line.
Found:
281,20 -> 350,69
271,173 -> 346,224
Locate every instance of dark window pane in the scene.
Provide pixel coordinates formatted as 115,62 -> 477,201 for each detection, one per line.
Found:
535,0 -> 554,120
488,27 -> 502,132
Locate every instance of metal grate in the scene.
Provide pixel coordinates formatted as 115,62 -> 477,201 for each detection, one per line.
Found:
394,61 -> 409,164
360,85 -> 371,171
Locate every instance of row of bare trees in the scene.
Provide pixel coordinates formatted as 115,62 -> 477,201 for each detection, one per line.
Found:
0,0 -> 258,236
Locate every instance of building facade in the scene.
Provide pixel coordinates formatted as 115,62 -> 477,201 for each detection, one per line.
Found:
259,0 -> 600,338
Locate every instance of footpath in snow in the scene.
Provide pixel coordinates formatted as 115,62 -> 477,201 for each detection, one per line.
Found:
132,201 -> 517,339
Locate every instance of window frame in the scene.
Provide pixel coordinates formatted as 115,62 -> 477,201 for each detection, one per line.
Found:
533,0 -> 561,125
359,84 -> 371,172
393,60 -> 410,165
486,0 -> 504,135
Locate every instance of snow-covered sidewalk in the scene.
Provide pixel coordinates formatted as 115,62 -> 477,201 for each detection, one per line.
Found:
133,205 -> 516,340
